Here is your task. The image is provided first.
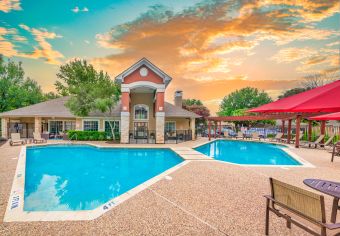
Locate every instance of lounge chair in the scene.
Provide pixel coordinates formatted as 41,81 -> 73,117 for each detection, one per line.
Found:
33,132 -> 46,144
264,178 -> 340,236
302,135 -> 325,148
235,131 -> 244,139
9,133 -> 25,146
252,132 -> 261,140
317,134 -> 335,149
269,132 -> 283,142
331,141 -> 340,162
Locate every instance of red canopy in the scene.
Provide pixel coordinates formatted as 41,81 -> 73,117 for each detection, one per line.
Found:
249,80 -> 340,113
310,112 -> 340,120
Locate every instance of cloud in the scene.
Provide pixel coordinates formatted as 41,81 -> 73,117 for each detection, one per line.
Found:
271,47 -> 317,63
18,24 -> 64,64
0,0 -> 21,13
0,27 -> 19,57
0,24 -> 64,64
71,6 -> 89,13
91,0 -> 338,113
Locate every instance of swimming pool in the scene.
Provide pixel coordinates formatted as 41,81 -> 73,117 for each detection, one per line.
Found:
24,145 -> 183,211
195,140 -> 301,166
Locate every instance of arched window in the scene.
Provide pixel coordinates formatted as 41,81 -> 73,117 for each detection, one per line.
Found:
134,104 -> 149,120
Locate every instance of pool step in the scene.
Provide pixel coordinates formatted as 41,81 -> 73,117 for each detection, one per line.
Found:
171,148 -> 213,160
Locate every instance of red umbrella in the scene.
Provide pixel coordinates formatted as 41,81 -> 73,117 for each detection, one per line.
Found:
310,112 -> 340,120
249,80 -> 340,113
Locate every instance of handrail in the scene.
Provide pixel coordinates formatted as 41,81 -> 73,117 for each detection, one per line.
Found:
67,133 -> 78,142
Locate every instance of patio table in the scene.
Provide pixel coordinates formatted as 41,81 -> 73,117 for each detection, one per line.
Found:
303,179 -> 340,223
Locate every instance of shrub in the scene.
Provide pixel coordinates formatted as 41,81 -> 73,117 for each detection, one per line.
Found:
67,130 -> 109,141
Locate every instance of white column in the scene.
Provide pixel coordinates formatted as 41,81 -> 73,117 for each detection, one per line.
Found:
155,112 -> 165,144
1,117 -> 9,138
190,118 -> 196,140
120,112 -> 130,143
34,117 -> 42,135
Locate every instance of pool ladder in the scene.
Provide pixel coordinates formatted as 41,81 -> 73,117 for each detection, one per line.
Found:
67,133 -> 78,143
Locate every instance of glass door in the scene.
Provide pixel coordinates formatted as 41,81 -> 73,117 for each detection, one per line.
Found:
49,121 -> 63,134
133,122 -> 148,139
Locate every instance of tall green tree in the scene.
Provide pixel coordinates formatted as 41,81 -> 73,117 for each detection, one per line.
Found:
0,56 -> 45,112
182,99 -> 210,127
55,59 -> 121,139
218,87 -> 272,116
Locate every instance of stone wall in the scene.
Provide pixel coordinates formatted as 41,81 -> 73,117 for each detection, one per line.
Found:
155,112 -> 165,144
120,112 -> 130,143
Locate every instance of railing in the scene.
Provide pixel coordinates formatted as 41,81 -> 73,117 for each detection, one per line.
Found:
129,130 -> 156,144
164,130 -> 192,144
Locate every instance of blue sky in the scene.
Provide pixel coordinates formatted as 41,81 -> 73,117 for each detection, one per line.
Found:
0,0 -> 339,113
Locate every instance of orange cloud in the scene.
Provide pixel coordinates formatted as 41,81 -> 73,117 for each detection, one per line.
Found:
19,24 -> 64,64
92,0 -> 339,114
0,0 -> 21,13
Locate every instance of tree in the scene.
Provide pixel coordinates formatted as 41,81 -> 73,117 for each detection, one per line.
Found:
278,87 -> 306,99
183,99 -> 203,106
218,87 -> 272,116
301,72 -> 339,90
0,56 -> 46,112
44,92 -> 60,101
55,59 -> 121,139
182,102 -> 210,127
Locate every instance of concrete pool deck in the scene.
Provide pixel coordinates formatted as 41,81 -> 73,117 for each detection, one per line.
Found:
1,138 -> 340,235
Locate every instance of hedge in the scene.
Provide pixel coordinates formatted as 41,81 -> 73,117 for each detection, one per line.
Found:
67,130 -> 120,141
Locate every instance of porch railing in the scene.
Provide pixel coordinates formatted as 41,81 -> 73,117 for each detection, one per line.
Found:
164,130 -> 192,144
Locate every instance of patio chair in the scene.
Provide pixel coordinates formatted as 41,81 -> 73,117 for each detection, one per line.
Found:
252,132 -> 261,140
318,134 -> 335,149
235,131 -> 244,139
9,133 -> 25,146
302,135 -> 325,148
33,132 -> 46,144
269,132 -> 283,142
331,141 -> 340,162
264,178 -> 340,236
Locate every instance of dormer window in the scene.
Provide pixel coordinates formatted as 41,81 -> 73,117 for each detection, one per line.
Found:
134,104 -> 149,120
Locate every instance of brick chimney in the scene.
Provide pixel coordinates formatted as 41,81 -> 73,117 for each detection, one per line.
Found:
174,90 -> 183,107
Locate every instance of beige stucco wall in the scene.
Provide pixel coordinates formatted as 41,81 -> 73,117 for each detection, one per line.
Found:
130,93 -> 156,131
165,117 -> 190,130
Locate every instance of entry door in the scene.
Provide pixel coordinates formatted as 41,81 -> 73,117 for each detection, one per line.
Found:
49,121 -> 63,134
134,122 -> 148,138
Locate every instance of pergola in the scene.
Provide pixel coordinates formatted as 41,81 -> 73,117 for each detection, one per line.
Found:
207,113 -> 321,145
208,80 -> 340,147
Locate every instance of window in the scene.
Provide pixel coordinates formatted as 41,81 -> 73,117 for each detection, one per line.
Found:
165,121 -> 176,132
134,104 -> 149,120
49,121 -> 63,134
83,120 -> 99,131
64,121 -> 75,131
104,121 -> 120,134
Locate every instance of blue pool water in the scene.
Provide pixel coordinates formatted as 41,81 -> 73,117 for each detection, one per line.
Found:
24,145 -> 183,211
195,140 -> 301,166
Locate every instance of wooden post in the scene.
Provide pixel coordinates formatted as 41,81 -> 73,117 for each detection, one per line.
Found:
208,120 -> 211,141
281,120 -> 285,134
321,120 -> 326,144
308,120 -> 312,142
295,115 -> 301,148
287,119 -> 292,144
214,122 -> 217,139
219,121 -> 222,138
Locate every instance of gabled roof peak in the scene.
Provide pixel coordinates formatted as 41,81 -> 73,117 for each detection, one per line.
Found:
115,58 -> 172,87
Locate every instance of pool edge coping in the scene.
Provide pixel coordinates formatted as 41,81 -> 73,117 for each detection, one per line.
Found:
192,138 -> 314,168
3,144 -> 190,222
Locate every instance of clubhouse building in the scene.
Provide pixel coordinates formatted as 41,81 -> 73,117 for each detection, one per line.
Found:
0,58 -> 199,144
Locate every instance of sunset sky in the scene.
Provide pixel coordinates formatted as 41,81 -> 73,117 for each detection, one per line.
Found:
1,0 -> 339,114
